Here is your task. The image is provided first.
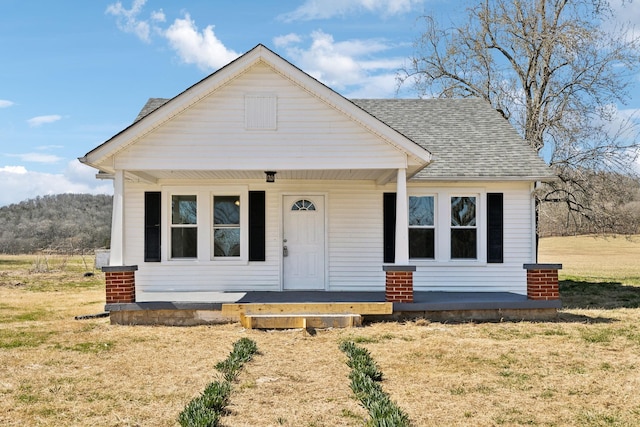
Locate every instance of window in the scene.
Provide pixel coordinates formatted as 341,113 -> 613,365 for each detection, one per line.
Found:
291,199 -> 316,211
171,195 -> 197,258
451,196 -> 477,259
213,195 -> 241,257
409,196 -> 435,259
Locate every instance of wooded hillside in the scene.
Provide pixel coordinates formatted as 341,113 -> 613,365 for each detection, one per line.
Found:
0,194 -> 112,254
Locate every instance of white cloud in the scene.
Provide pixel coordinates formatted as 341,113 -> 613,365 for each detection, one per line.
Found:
164,14 -> 240,71
106,3 -> 241,72
6,153 -> 63,163
150,9 -> 166,23
279,0 -> 424,22
105,0 -> 164,43
0,99 -> 14,108
0,161 -> 112,207
274,33 -> 302,48
27,115 -> 63,127
278,30 -> 403,96
36,145 -> 64,151
0,165 -> 27,174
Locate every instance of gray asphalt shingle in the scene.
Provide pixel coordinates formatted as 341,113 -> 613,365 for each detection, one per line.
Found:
351,98 -> 553,180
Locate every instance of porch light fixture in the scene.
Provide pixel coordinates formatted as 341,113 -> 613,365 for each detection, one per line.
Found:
265,171 -> 276,183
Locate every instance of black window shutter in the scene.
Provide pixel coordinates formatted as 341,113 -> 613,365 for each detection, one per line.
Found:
487,193 -> 504,263
383,192 -> 396,263
144,192 -> 161,262
249,191 -> 266,261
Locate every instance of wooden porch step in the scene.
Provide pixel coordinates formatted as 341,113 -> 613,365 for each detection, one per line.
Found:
221,302 -> 392,317
240,313 -> 362,329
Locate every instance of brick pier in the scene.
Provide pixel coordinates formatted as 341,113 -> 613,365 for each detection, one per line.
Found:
102,265 -> 138,304
523,264 -> 562,301
383,265 -> 416,303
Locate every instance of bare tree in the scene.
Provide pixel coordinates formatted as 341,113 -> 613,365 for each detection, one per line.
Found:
401,0 -> 640,234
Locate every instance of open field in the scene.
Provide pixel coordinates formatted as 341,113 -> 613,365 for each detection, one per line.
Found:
1,237 -> 640,426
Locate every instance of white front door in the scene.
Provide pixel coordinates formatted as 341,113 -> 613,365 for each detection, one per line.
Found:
283,195 -> 325,290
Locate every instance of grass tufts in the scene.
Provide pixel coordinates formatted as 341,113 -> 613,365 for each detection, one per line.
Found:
179,338 -> 258,427
178,397 -> 221,427
340,341 -> 411,427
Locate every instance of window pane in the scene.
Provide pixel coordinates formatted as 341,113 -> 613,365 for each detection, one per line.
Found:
409,196 -> 434,226
451,229 -> 477,259
292,199 -> 316,211
172,195 -> 197,224
409,228 -> 435,258
214,228 -> 240,257
171,228 -> 197,258
214,196 -> 240,225
451,196 -> 476,226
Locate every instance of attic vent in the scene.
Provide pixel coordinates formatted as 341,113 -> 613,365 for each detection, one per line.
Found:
245,94 -> 277,130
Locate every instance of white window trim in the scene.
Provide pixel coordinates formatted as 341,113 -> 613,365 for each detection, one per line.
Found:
408,189 -> 486,264
408,194 -> 437,260
161,186 -> 248,264
449,194 -> 480,261
211,190 -> 248,262
169,193 -> 198,260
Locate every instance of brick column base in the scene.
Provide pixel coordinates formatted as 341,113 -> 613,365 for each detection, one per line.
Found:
102,265 -> 138,304
383,265 -> 416,303
523,264 -> 562,300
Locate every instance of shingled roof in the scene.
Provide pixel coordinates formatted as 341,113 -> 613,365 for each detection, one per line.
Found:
351,98 -> 553,181
134,96 -> 553,181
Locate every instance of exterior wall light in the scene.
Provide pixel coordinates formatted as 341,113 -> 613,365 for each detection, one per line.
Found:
265,171 -> 276,183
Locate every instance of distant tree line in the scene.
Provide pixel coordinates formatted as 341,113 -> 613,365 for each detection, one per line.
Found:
539,171 -> 640,237
0,194 -> 112,254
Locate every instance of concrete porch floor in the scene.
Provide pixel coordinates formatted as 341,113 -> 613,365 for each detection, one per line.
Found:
104,291 -> 561,326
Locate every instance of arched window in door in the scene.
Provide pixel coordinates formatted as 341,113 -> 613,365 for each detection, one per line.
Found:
291,199 -> 316,211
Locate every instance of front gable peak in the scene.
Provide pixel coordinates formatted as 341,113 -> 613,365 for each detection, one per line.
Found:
80,44 -> 431,179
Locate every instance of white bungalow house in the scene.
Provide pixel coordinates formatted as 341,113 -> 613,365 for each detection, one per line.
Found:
80,45 -> 561,324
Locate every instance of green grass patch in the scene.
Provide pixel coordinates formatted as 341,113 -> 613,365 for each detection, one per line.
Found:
0,329 -> 53,349
54,341 -> 114,354
580,327 -> 616,344
13,309 -> 50,322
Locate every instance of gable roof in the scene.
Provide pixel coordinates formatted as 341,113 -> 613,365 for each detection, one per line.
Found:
80,44 -> 431,176
351,98 -> 554,181
80,43 -> 553,182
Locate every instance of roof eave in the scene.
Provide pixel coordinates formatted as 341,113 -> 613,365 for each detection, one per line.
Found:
410,175 -> 558,182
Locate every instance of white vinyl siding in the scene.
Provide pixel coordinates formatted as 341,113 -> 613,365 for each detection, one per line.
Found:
121,181 -> 534,301
409,182 -> 533,294
113,62 -> 407,172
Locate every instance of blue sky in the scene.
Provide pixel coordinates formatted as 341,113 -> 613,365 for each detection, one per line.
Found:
1,0 -> 639,207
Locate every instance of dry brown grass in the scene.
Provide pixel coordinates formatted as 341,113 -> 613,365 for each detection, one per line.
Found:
539,234 -> 640,284
1,240 -> 639,426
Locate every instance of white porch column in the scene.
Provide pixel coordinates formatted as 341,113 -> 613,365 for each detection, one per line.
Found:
394,168 -> 409,264
110,169 -> 125,266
